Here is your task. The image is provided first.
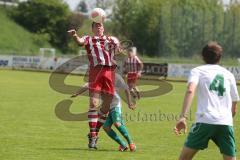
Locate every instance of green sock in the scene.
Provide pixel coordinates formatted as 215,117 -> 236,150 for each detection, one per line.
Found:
106,129 -> 126,147
116,125 -> 133,144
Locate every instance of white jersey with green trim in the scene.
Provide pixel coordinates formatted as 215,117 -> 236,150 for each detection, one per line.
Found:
110,74 -> 128,110
188,64 -> 239,126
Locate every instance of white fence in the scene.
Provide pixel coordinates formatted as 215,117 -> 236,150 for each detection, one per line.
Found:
0,55 -> 240,80
168,63 -> 240,80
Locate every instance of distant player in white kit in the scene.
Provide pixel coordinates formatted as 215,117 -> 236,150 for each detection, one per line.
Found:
174,41 -> 239,160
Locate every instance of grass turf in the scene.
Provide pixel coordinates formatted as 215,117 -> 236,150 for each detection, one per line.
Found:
0,70 -> 239,160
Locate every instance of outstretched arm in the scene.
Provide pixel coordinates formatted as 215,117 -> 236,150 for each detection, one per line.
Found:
174,82 -> 196,135
67,29 -> 85,46
232,101 -> 237,117
71,83 -> 89,98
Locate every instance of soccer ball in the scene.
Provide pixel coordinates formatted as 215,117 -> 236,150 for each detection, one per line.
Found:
90,8 -> 106,23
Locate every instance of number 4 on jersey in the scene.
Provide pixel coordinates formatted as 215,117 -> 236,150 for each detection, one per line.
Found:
209,74 -> 226,96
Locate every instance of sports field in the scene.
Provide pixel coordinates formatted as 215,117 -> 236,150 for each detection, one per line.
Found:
0,70 -> 239,160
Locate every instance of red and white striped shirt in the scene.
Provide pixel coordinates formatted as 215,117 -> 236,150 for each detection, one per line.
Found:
124,56 -> 142,73
83,35 -> 119,67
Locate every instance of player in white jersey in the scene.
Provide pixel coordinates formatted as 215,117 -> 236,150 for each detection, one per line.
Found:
71,74 -> 136,151
102,74 -> 136,152
174,42 -> 239,160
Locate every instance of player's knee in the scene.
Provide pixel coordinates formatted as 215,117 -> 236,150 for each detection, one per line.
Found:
103,126 -> 111,132
178,156 -> 188,160
100,106 -> 110,114
114,122 -> 122,128
90,99 -> 98,108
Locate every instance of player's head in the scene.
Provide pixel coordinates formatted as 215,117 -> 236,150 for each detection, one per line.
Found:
92,22 -> 104,36
202,41 -> 222,64
128,47 -> 136,57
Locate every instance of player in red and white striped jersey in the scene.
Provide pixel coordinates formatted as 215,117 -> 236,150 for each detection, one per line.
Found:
68,22 -> 120,149
123,47 -> 143,99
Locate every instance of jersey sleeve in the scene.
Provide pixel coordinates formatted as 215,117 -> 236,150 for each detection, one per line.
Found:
188,68 -> 200,85
81,35 -> 89,46
109,36 -> 120,47
230,75 -> 240,102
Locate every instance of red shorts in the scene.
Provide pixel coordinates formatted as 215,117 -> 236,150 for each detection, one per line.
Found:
127,72 -> 138,84
89,65 -> 115,95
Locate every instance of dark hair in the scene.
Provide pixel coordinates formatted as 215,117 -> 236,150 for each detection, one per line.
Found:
202,41 -> 222,64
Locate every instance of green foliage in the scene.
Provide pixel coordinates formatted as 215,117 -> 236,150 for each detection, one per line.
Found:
76,0 -> 88,12
0,7 -> 51,55
113,0 -> 240,57
12,0 -> 71,53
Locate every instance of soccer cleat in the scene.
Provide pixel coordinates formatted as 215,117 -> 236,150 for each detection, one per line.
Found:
118,145 -> 128,152
87,134 -> 98,150
129,143 -> 136,152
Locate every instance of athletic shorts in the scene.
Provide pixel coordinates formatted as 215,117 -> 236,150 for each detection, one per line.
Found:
103,107 -> 124,127
185,123 -> 236,157
127,72 -> 138,84
89,65 -> 115,95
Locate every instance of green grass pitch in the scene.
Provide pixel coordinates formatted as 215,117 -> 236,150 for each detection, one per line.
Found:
0,70 -> 239,160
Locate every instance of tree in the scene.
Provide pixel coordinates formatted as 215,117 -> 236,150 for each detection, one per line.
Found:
12,0 -> 71,53
112,0 -> 233,57
76,0 -> 88,13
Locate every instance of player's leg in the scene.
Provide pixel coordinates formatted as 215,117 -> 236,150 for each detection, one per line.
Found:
212,125 -> 236,160
88,91 -> 100,137
87,91 -> 100,149
103,113 -> 127,151
179,123 -> 212,160
128,82 -> 137,98
95,67 -> 115,135
133,86 -> 140,99
87,66 -> 104,149
178,146 -> 198,160
95,92 -> 113,134
132,73 -> 140,99
223,155 -> 236,160
127,73 -> 139,99
114,122 -> 136,151
111,107 -> 136,151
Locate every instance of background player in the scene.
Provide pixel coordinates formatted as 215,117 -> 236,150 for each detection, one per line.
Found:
174,42 -> 239,160
123,47 -> 143,99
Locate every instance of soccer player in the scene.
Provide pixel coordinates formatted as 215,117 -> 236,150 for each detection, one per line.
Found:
174,42 -> 239,160
68,22 -> 120,149
71,74 -> 137,151
123,47 -> 143,99
103,73 -> 136,152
